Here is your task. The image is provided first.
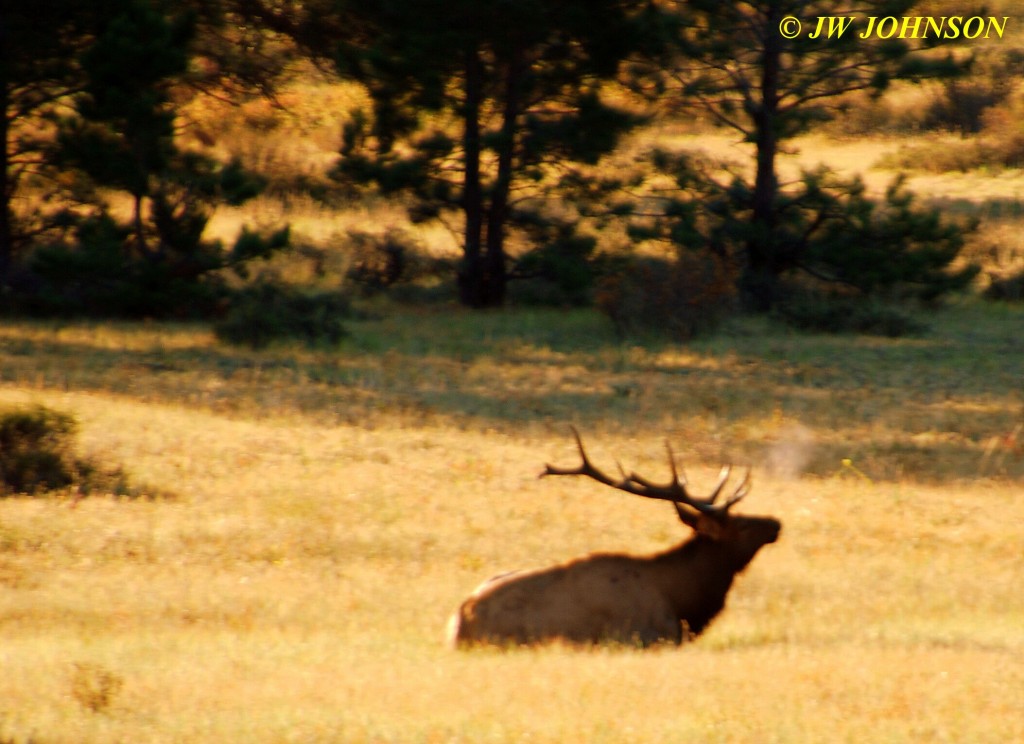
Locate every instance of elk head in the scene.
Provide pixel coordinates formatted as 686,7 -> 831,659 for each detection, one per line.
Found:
541,427 -> 780,568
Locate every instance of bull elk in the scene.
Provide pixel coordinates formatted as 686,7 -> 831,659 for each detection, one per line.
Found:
448,429 -> 781,648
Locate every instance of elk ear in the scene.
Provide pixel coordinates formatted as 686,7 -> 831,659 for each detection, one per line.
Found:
694,514 -> 727,540
672,501 -> 699,529
674,503 -> 725,539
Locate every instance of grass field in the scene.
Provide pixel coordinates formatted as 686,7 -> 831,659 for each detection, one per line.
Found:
0,299 -> 1021,743
4,11 -> 1023,737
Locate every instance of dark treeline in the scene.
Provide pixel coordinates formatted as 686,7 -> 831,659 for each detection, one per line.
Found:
0,1 -> 993,335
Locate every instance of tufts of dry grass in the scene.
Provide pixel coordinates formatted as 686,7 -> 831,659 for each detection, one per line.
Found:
0,304 -> 1021,742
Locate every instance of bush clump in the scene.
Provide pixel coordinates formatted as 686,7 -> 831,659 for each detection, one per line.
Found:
773,292 -> 926,337
511,229 -> 599,307
342,228 -> 457,299
595,251 -> 737,340
984,271 -> 1024,302
5,214 -> 289,320
214,282 -> 353,349
0,405 -> 147,498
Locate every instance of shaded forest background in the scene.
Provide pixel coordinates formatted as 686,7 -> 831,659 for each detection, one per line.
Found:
2,0 -> 1022,342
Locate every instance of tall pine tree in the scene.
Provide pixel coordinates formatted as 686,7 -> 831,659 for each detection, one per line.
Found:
0,2 -> 111,285
320,0 -> 659,307
26,0 -> 287,318
57,0 -> 193,256
666,0 -> 973,310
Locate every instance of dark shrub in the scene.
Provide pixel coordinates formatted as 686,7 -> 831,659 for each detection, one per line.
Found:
6,212 -> 289,320
344,229 -> 455,299
0,407 -> 78,494
22,215 -> 227,318
984,271 -> 1024,302
0,405 -> 149,498
774,292 -> 926,337
346,230 -> 410,292
214,282 -> 352,349
595,251 -> 737,340
512,229 -> 598,307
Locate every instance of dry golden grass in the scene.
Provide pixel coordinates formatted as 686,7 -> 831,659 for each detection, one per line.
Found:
5,80 -> 1024,739
0,303 -> 1021,743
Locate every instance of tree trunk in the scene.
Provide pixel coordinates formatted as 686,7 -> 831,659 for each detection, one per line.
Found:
458,45 -> 486,307
0,76 -> 12,286
740,2 -> 783,313
480,48 -> 524,308
132,191 -> 147,258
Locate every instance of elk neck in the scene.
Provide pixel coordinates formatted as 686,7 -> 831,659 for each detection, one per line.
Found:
648,535 -> 745,635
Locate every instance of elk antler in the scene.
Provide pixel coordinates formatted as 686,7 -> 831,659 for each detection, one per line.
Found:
541,427 -> 750,520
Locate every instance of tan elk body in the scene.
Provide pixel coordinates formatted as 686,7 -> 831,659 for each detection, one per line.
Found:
448,430 -> 781,648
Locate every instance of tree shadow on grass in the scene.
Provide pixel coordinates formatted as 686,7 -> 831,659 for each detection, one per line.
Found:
0,306 -> 1020,484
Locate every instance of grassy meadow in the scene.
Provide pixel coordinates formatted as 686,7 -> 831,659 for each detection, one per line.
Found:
3,46 -> 1024,741
0,298 -> 1022,742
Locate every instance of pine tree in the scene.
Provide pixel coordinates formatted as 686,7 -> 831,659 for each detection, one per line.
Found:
323,0 -> 658,307
29,0 -> 286,318
58,0 -> 193,256
666,0 -> 972,311
0,1 -> 297,289
0,1 -> 110,284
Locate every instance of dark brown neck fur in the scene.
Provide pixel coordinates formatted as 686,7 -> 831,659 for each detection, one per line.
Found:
650,537 -> 745,636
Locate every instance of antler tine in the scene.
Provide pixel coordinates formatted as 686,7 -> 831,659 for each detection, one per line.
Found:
665,440 -> 688,486
666,440 -> 680,485
625,439 -> 688,500
721,467 -> 752,510
540,426 -> 624,490
543,428 -> 683,500
706,464 -> 732,504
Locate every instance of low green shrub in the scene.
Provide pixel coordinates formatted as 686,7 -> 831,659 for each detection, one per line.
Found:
773,293 -> 926,337
512,229 -> 599,307
4,213 -> 289,320
984,271 -> 1024,302
214,282 -> 353,349
0,405 -> 154,498
0,406 -> 78,494
344,229 -> 456,298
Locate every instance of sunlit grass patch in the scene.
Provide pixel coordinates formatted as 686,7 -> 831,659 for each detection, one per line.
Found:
0,299 -> 1021,742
